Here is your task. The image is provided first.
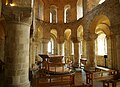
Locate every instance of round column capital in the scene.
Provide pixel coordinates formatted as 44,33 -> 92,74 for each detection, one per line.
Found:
56,36 -> 64,44
83,33 -> 98,41
3,5 -> 32,26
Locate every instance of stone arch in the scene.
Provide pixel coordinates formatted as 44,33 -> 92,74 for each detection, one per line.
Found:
64,4 -> 71,23
64,29 -> 73,62
77,25 -> 83,41
90,15 -> 111,34
64,29 -> 71,40
50,29 -> 57,39
91,15 -> 112,68
47,31 -> 57,54
50,5 -> 57,23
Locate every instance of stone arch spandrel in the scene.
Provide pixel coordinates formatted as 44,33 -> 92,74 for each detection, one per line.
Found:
90,15 -> 111,34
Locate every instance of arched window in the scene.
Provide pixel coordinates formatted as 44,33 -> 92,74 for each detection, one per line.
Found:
97,33 -> 107,55
64,5 -> 71,23
50,5 -> 57,23
77,0 -> 83,19
48,38 -> 54,54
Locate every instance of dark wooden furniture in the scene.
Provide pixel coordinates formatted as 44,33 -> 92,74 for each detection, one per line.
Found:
85,66 -> 117,87
36,73 -> 75,87
49,55 -> 63,63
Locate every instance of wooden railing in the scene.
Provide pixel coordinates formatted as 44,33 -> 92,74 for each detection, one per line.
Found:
85,67 -> 118,87
36,73 -> 75,87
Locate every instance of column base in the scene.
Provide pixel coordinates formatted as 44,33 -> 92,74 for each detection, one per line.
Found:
4,81 -> 30,87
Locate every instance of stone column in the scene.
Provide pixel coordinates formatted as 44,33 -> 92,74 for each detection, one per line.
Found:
40,38 -> 49,54
83,0 -> 87,16
70,3 -> 77,22
111,34 -> 120,71
57,43 -> 64,55
44,4 -> 50,22
29,38 -> 36,69
115,35 -> 120,71
73,42 -> 80,68
82,39 -> 87,57
3,6 -> 32,87
111,35 -> 117,69
84,33 -> 98,71
57,8 -> 64,23
106,36 -> 112,68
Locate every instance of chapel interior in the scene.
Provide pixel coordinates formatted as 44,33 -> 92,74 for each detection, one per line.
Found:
0,0 -> 120,87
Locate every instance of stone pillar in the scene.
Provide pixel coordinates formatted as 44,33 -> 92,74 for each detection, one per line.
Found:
29,38 -> 36,69
70,3 -> 77,22
115,35 -> 120,71
83,0 -> 87,16
57,8 -> 64,23
44,4 -> 50,22
57,43 -> 64,55
40,38 -> 49,54
111,35 -> 117,69
106,36 -> 112,68
3,6 -> 32,87
111,34 -> 120,71
84,33 -> 98,71
82,39 -> 87,57
73,42 -> 80,68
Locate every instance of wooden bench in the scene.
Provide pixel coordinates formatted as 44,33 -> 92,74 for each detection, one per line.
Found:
103,79 -> 120,87
85,67 -> 117,87
36,73 -> 75,87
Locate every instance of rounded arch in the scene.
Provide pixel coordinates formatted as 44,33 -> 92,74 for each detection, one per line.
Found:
48,33 -> 57,54
50,29 -> 57,38
64,4 -> 71,23
90,15 -> 111,34
50,5 -> 57,23
95,23 -> 110,36
77,25 -> 83,41
64,29 -> 71,40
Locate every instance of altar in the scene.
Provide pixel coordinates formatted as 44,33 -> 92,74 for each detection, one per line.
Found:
49,55 -> 63,63
39,54 -> 63,63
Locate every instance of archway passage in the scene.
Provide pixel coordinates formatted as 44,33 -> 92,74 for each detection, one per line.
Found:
88,15 -> 112,69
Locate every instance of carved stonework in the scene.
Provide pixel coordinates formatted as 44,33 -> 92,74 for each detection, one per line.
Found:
71,37 -> 80,43
2,5 -> 32,24
56,36 -> 64,44
110,23 -> 120,35
83,32 -> 98,41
